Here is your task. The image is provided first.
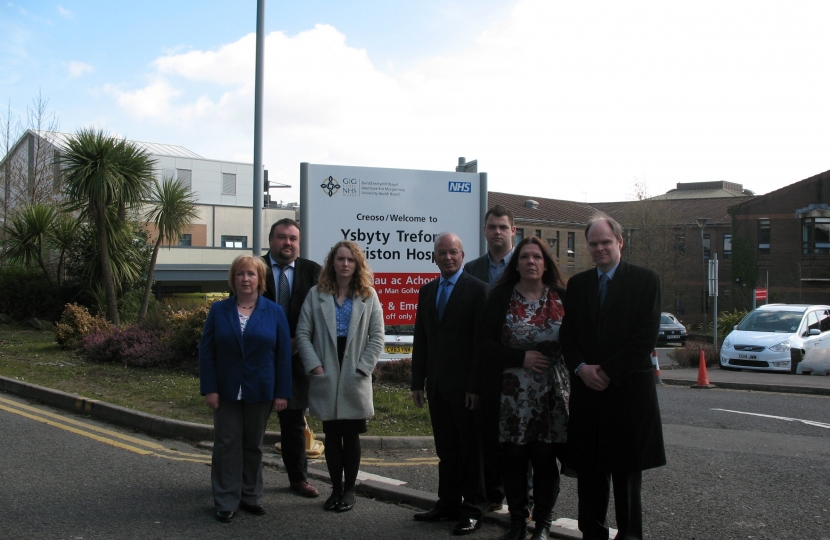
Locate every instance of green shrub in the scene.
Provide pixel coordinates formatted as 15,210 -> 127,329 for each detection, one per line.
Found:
717,309 -> 749,339
0,266 -> 84,321
167,302 -> 213,361
374,358 -> 412,385
54,303 -> 113,348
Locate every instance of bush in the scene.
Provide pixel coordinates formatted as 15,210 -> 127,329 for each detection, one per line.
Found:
717,309 -> 749,339
0,266 -> 84,321
54,303 -> 113,348
119,288 -> 158,325
75,326 -> 174,368
668,341 -> 719,368
167,302 -> 213,361
374,358 -> 412,385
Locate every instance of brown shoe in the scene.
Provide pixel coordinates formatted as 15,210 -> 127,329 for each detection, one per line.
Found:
290,480 -> 320,498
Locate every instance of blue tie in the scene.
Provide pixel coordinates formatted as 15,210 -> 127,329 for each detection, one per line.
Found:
598,273 -> 610,307
275,264 -> 290,313
437,280 -> 450,321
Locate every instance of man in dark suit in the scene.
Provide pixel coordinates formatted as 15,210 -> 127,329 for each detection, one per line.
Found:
464,204 -> 516,286
464,204 -> 516,512
261,218 -> 322,498
559,214 -> 665,540
411,232 -> 489,536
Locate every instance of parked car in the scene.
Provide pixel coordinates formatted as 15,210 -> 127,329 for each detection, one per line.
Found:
378,326 -> 414,364
657,312 -> 687,346
719,304 -> 830,373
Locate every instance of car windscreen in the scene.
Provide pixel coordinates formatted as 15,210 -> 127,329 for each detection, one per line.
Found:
660,315 -> 673,324
736,311 -> 804,333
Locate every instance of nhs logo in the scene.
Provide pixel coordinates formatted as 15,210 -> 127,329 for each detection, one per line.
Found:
448,182 -> 472,193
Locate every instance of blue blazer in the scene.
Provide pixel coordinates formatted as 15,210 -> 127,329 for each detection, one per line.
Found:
199,295 -> 292,403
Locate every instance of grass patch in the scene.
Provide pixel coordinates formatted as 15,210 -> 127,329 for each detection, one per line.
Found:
0,324 -> 432,437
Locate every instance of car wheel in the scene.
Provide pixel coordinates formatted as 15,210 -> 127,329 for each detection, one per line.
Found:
790,349 -> 804,374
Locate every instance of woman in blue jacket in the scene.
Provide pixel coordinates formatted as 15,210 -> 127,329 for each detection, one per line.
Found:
199,254 -> 292,523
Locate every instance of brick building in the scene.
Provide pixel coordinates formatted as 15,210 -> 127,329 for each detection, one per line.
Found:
728,171 -> 830,307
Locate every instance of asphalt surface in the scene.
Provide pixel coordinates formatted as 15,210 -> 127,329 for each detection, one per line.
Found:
3,366 -> 830,539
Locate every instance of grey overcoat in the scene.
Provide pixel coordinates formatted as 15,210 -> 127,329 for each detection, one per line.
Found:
296,286 -> 384,422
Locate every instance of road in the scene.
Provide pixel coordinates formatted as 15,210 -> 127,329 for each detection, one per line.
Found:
2,386 -> 830,539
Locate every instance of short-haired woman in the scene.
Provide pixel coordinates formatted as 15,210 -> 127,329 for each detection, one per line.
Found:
199,254 -> 292,522
296,241 -> 384,512
478,237 -> 570,540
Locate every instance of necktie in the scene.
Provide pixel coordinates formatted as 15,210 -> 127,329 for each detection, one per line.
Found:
276,264 -> 290,313
598,273 -> 610,307
436,280 -> 450,321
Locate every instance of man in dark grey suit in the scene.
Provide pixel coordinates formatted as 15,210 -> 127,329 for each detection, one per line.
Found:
559,214 -> 665,540
464,204 -> 516,511
261,218 -> 322,498
411,233 -> 488,536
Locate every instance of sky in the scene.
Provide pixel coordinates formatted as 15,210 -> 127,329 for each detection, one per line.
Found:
4,0 -> 830,204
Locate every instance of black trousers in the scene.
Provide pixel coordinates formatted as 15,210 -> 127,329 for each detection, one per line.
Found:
578,469 -> 643,540
428,390 -> 486,518
277,407 -> 308,483
501,441 -> 563,522
479,396 -> 505,505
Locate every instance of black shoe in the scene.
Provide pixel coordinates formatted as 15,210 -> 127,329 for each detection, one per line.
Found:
215,510 -> 234,523
499,520 -> 528,540
414,507 -> 460,521
238,501 -> 266,516
453,517 -> 482,536
335,490 -> 355,512
324,492 -> 340,511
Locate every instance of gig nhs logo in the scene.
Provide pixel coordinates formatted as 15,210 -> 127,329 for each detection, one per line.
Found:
448,181 -> 472,193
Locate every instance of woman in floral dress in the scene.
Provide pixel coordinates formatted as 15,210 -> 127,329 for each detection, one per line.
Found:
478,236 -> 569,540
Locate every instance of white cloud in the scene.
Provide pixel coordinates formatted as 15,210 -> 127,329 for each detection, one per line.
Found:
56,5 -> 73,19
66,60 -> 94,78
107,0 -> 830,203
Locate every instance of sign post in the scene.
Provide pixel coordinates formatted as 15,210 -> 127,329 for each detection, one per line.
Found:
709,254 -> 718,349
753,288 -> 768,310
301,163 -> 483,325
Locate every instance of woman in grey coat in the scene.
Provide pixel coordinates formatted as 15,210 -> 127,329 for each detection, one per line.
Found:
296,241 -> 384,512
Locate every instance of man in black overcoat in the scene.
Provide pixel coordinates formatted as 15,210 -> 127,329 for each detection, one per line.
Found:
559,214 -> 665,540
261,218 -> 322,498
411,232 -> 489,536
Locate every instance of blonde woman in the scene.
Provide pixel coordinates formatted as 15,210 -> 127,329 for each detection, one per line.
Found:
199,254 -> 292,522
296,241 -> 384,512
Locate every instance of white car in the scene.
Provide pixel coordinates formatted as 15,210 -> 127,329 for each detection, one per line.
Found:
378,329 -> 414,364
719,304 -> 830,373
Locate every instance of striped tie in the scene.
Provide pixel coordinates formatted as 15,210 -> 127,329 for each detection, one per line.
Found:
275,264 -> 290,313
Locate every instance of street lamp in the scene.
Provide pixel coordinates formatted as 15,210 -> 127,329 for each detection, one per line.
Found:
696,218 -> 709,330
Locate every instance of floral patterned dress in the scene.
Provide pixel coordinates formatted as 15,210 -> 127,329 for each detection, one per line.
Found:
499,287 -> 570,445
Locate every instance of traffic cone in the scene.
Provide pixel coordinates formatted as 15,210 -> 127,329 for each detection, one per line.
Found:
651,350 -> 663,385
691,350 -> 716,388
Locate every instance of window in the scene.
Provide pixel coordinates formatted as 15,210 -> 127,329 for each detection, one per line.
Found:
802,217 -> 830,254
178,234 -> 192,247
222,173 -> 237,195
703,234 -> 711,261
221,235 -> 247,248
177,169 -> 192,191
567,232 -> 575,262
723,234 -> 732,259
534,229 -> 542,238
758,219 -> 770,254
547,236 -> 558,259
515,228 -> 524,243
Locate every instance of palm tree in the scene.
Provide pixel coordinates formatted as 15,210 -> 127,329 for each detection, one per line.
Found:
2,203 -> 57,284
139,176 -> 198,320
61,129 -> 155,325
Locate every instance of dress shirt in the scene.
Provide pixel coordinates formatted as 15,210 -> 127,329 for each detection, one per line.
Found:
269,255 -> 295,297
436,267 -> 464,308
488,247 -> 514,286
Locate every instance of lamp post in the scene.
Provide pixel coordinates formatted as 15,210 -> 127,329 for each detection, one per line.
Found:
696,218 -> 709,330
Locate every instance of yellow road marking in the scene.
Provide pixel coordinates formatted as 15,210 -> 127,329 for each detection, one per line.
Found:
0,396 -> 211,463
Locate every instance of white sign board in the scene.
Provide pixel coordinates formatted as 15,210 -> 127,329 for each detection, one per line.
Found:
302,163 -> 484,324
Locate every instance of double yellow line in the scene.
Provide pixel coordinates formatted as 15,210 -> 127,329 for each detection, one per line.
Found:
0,395 -> 211,464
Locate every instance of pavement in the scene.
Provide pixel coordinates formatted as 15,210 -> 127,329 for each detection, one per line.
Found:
2,366 -> 829,539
